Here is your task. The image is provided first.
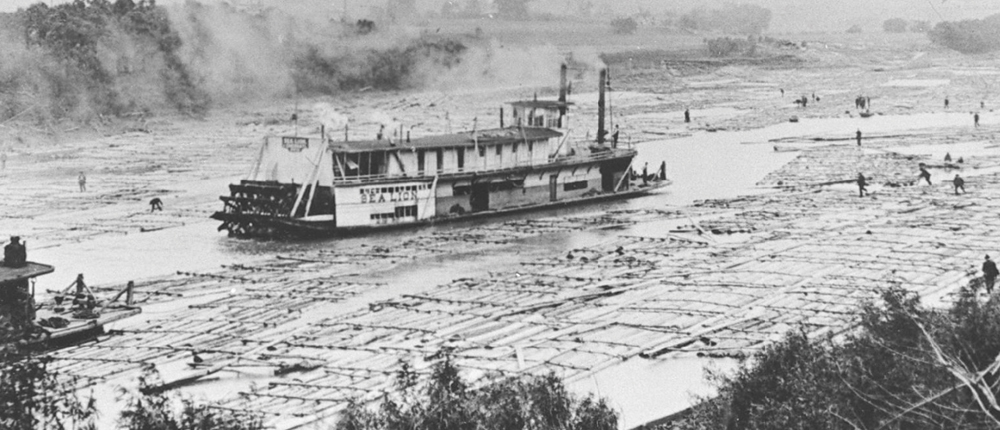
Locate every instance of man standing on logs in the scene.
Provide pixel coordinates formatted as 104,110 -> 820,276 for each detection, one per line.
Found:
984,255 -> 999,294
953,174 -> 966,195
856,173 -> 868,197
918,164 -> 932,185
856,129 -> 862,147
3,236 -> 26,268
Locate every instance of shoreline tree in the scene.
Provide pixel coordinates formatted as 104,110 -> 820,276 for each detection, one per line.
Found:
496,0 -> 531,20
672,280 -> 1000,430
336,352 -> 618,430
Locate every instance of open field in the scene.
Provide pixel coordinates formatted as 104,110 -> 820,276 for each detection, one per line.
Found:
6,24 -> 1000,429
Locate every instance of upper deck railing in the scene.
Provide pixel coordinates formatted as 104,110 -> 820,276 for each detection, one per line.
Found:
331,145 -> 636,185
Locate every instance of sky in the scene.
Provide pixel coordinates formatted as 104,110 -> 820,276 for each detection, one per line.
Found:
3,0 -> 1000,33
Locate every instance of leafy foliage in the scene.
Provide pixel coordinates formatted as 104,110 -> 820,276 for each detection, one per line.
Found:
928,14 -> 1000,54
610,17 -> 638,35
336,353 -> 617,430
291,36 -> 466,94
0,347 -> 96,430
118,366 -> 265,430
678,5 -> 772,35
705,37 -> 758,57
846,24 -> 863,34
14,0 -> 208,119
496,0 -> 531,20
674,283 -> 1000,430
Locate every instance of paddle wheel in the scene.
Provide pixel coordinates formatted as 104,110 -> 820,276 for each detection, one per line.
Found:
214,180 -> 300,237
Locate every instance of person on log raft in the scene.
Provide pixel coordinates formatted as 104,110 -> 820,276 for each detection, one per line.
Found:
856,173 -> 868,197
984,255 -> 999,294
918,164 -> 932,185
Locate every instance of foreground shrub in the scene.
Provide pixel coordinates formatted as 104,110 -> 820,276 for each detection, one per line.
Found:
337,353 -> 617,430
118,367 -> 264,430
676,283 -> 1000,430
0,347 -> 96,430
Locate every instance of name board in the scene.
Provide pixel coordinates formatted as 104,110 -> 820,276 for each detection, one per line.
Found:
359,184 -> 422,204
281,137 -> 309,152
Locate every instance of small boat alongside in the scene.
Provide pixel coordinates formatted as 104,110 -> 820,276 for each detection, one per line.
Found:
1,237 -> 140,350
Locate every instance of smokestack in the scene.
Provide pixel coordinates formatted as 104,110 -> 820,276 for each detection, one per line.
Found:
597,68 -> 607,145
500,107 -> 505,128
558,64 -> 567,103
558,63 -> 568,128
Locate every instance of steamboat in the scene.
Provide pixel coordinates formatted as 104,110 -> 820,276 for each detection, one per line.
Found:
212,66 -> 667,238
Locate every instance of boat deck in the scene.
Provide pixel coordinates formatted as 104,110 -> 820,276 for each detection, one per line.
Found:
0,262 -> 54,284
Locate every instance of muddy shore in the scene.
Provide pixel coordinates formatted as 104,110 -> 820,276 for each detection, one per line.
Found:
4,32 -> 1000,429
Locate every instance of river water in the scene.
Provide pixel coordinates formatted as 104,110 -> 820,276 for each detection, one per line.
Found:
30,109 -> 986,428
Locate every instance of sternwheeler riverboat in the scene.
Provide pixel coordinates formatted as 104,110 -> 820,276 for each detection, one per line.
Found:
212,66 -> 667,238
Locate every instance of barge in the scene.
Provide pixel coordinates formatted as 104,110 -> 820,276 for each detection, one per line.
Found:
1,237 -> 140,350
213,66 -> 666,238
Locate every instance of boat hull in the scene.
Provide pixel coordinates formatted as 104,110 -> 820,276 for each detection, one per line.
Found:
212,181 -> 667,239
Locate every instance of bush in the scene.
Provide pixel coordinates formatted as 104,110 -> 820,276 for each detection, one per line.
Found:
705,37 -> 757,57
610,17 -> 638,35
883,18 -> 908,33
118,366 -> 264,430
0,347 -> 96,430
674,283 -> 1000,430
496,0 -> 531,20
336,352 -> 617,430
291,36 -> 466,94
678,4 -> 772,35
929,14 -> 1000,54
846,24 -> 863,34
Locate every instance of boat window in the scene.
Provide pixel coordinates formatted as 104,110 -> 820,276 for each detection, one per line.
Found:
417,150 -> 425,173
395,205 -> 417,217
495,145 -> 502,155
479,146 -> 485,157
436,149 -> 443,172
457,148 -> 465,170
528,142 -> 533,153
370,212 -> 395,224
563,180 -> 588,191
453,184 -> 470,195
512,143 -> 518,153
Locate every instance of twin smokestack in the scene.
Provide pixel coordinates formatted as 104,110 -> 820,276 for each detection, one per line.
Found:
498,63 -> 609,143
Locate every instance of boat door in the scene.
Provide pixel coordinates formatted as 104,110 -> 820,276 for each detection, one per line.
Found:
549,174 -> 558,202
471,182 -> 490,212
